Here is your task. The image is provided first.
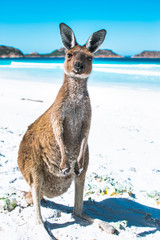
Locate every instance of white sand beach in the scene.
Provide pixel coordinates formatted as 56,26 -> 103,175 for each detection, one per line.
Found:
0,78 -> 160,239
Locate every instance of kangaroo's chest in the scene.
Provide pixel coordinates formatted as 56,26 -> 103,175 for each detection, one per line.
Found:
63,100 -> 85,143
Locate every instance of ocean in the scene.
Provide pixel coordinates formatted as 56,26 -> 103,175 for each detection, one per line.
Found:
0,58 -> 160,89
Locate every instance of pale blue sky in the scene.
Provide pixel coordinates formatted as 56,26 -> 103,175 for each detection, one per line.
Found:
0,0 -> 160,56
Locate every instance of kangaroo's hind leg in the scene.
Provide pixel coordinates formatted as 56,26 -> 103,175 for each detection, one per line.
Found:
73,146 -> 89,217
73,146 -> 117,234
30,171 -> 44,225
31,172 -> 57,239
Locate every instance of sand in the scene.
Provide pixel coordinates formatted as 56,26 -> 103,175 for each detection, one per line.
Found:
0,78 -> 160,239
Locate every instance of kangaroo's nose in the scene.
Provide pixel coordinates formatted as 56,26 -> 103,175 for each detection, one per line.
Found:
74,61 -> 84,71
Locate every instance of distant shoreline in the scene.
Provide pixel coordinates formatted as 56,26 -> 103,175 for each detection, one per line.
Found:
1,57 -> 160,61
0,45 -> 160,59
1,57 -> 160,60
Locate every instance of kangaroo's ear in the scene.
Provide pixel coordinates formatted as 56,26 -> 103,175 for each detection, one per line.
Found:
60,23 -> 77,50
85,29 -> 107,53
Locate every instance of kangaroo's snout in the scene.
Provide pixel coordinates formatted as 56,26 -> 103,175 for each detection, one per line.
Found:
74,61 -> 84,72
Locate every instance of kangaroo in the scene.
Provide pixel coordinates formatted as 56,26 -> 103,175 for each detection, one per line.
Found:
18,23 -> 116,236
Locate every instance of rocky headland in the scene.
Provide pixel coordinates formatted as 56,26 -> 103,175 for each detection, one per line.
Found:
94,49 -> 123,58
132,51 -> 160,58
0,46 -> 160,58
0,46 -> 122,58
24,48 -> 66,58
0,46 -> 24,58
25,48 -> 123,58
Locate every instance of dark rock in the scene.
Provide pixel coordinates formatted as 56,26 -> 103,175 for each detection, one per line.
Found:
132,51 -> 160,58
9,178 -> 17,184
94,49 -> 123,58
0,45 -> 24,58
25,48 -> 122,58
129,167 -> 136,173
48,48 -> 66,57
0,153 -> 5,158
24,48 -> 66,58
25,52 -> 40,58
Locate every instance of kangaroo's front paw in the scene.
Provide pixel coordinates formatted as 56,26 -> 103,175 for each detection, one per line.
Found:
74,162 -> 83,176
60,162 -> 70,175
61,167 -> 70,175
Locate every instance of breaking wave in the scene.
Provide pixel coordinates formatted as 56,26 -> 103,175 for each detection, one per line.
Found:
10,61 -> 64,69
0,61 -> 160,77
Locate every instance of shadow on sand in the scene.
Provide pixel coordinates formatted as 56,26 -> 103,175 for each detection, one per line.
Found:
41,197 -> 160,237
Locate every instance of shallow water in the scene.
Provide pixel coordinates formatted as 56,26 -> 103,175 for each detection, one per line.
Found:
0,58 -> 160,89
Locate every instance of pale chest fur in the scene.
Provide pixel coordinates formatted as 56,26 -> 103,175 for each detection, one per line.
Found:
63,96 -> 87,145
61,77 -> 90,146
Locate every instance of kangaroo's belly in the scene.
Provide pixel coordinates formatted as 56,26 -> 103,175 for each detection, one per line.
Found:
41,171 -> 74,198
40,146 -> 79,198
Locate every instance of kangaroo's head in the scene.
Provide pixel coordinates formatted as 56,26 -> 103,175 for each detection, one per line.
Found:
60,23 -> 106,79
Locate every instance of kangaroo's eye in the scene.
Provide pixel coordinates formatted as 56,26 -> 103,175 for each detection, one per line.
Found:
67,53 -> 73,58
87,56 -> 93,61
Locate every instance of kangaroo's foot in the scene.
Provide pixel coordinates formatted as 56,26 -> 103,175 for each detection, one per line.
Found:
73,212 -> 118,235
23,190 -> 44,206
34,224 -> 56,240
23,190 -> 33,205
95,219 -> 118,234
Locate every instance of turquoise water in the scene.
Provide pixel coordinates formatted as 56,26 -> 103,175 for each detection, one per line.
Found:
0,58 -> 160,89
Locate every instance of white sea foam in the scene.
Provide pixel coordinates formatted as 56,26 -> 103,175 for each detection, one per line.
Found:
0,61 -> 160,77
93,66 -> 160,76
93,63 -> 160,69
10,62 -> 64,69
93,63 -> 160,76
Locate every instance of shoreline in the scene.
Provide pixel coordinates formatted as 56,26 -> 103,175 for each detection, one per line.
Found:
1,76 -> 160,93
1,57 -> 160,61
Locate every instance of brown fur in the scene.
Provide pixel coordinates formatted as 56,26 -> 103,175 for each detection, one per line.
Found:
17,23 -> 116,236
